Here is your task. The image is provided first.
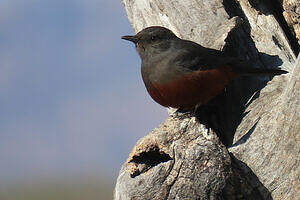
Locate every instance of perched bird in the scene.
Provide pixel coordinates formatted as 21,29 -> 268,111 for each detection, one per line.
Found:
122,26 -> 287,110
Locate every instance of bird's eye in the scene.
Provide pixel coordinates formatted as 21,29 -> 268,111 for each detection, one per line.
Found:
151,36 -> 158,41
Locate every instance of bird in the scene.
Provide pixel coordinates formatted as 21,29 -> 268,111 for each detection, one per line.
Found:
121,26 -> 288,111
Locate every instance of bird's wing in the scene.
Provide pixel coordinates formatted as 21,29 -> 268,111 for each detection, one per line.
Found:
172,40 -> 236,72
172,40 -> 287,76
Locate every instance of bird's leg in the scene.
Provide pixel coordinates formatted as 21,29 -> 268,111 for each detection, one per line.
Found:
194,104 -> 217,132
193,103 -> 202,116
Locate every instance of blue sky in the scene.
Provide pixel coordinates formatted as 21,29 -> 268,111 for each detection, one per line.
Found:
0,0 -> 167,184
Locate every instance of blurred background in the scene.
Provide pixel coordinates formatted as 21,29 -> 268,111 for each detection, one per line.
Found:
0,0 -> 167,199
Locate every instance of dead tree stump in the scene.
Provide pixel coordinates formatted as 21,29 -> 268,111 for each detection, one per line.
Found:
114,0 -> 299,199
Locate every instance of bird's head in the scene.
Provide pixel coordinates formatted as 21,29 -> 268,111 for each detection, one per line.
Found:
122,26 -> 178,60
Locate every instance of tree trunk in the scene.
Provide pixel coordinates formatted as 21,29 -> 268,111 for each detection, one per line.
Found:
114,0 -> 299,199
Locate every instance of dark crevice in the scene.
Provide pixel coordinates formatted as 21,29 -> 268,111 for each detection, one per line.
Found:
247,0 -> 299,55
245,0 -> 299,55
272,35 -> 284,50
129,148 -> 172,177
130,149 -> 172,165
270,1 -> 299,56
223,0 -> 244,19
224,0 -> 299,55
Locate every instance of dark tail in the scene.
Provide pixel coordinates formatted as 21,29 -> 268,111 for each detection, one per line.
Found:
240,68 -> 288,76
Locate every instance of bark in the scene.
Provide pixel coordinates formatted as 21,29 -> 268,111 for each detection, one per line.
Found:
115,0 -> 299,199
282,0 -> 300,45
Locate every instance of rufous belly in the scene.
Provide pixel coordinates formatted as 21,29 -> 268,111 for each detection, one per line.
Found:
146,66 -> 238,108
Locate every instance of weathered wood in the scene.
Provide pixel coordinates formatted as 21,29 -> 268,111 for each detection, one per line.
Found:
230,53 -> 300,200
282,0 -> 300,45
115,0 -> 299,199
115,117 -> 231,200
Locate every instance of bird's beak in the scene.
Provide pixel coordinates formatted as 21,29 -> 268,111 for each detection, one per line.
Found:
121,35 -> 138,44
